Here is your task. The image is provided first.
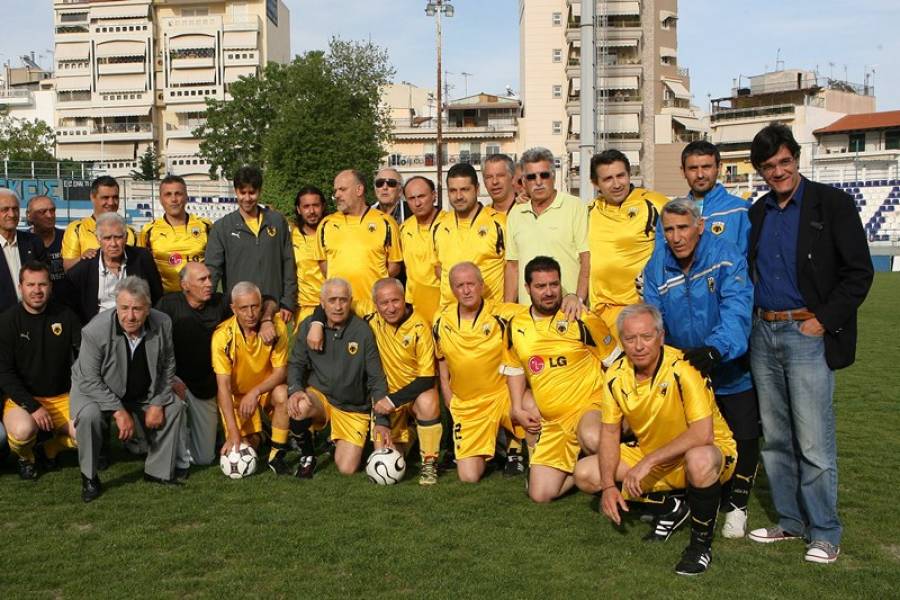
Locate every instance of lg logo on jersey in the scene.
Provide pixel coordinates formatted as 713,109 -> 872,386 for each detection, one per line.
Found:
528,355 -> 568,374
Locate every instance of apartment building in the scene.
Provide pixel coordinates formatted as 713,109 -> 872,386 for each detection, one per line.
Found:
53,0 -> 290,180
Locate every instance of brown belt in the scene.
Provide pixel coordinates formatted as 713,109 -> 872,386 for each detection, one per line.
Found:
757,308 -> 815,322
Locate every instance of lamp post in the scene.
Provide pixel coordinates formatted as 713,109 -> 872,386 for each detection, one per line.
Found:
425,0 -> 454,206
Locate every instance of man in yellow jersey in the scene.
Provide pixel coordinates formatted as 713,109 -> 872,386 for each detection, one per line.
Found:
579,303 -> 736,576
61,175 -> 137,271
138,175 -> 212,294
587,150 -> 668,337
212,281 -> 291,475
205,166 -> 297,324
399,177 -> 443,323
504,147 -> 589,323
291,185 -> 326,324
483,153 -> 520,217
502,256 -> 620,503
433,163 -> 506,308
433,262 -> 526,483
316,169 -> 402,316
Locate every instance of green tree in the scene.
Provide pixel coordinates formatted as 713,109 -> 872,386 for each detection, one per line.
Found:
196,38 -> 395,213
0,117 -> 56,162
130,145 -> 161,181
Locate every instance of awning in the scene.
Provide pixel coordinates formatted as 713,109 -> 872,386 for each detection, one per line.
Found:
168,34 -> 216,51
97,74 -> 147,93
223,31 -> 258,49
599,113 -> 640,134
96,144 -> 137,160
602,39 -> 638,48
56,142 -> 135,161
56,43 -> 90,61
166,139 -> 201,154
169,68 -> 216,85
599,76 -> 639,90
56,76 -> 92,92
605,2 -> 640,16
95,41 -> 146,58
660,47 -> 677,59
224,66 -> 257,83
662,79 -> 691,100
672,115 -> 703,132
170,103 -> 208,113
58,106 -> 152,118
659,10 -> 678,22
623,150 -> 640,165
90,4 -> 149,20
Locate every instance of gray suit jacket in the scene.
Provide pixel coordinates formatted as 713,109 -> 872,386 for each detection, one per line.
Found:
70,308 -> 176,417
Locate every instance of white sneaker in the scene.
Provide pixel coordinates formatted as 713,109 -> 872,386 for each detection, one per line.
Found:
805,540 -> 840,564
721,508 -> 748,539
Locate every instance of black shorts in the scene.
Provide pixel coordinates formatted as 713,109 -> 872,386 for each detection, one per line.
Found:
715,388 -> 761,440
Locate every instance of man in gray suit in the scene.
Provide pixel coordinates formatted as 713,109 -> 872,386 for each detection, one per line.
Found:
71,276 -> 184,502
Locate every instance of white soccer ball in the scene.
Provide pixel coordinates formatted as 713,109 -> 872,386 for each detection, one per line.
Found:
220,443 -> 258,479
365,448 -> 406,485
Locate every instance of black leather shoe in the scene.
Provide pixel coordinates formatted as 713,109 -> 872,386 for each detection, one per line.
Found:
17,458 -> 38,481
174,467 -> 190,481
81,473 -> 102,503
143,473 -> 184,486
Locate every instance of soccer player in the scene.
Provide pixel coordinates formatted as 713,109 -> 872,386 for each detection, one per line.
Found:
433,262 -> 526,482
316,170 -> 402,316
433,163 -> 506,308
399,177 -> 444,323
212,281 -> 291,474
582,303 -> 736,576
138,175 -> 212,294
504,148 -> 589,315
287,278 -> 390,476
680,141 -> 750,255
501,256 -> 620,502
643,198 -> 758,538
291,185 -> 327,324
0,262 -> 81,479
482,153 -> 519,216
205,166 -> 297,324
587,149 -> 668,337
61,176 -> 137,271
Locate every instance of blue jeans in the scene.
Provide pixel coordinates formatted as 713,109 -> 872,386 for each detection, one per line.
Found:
750,317 -> 841,545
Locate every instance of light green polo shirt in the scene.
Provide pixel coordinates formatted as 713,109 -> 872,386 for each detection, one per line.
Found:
505,191 -> 590,304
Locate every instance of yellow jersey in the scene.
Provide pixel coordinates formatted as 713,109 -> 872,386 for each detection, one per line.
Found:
291,224 -> 325,313
315,206 -> 402,315
211,314 -> 289,395
61,215 -> 137,260
588,187 -> 668,308
602,345 -> 735,458
433,299 -> 524,404
433,204 -> 506,308
399,211 -> 445,323
501,309 -> 619,421
363,308 -> 435,394
138,214 -> 212,293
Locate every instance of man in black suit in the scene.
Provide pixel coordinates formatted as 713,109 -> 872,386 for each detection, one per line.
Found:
745,124 -> 873,564
66,212 -> 163,325
0,188 -> 46,313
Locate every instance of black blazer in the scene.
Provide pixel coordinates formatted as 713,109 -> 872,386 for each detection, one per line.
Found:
749,177 -> 874,369
65,245 -> 164,324
0,230 -> 47,312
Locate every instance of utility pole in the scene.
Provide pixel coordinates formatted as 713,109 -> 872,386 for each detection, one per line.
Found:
426,1 -> 455,206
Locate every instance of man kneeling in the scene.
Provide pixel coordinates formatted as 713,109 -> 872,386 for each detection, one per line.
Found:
575,304 -> 736,576
287,278 -> 390,476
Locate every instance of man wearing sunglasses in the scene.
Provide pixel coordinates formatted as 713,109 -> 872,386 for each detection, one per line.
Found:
373,168 -> 411,224
504,147 -> 590,324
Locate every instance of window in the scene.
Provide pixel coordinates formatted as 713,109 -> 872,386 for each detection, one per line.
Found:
552,49 -> 562,63
552,12 -> 562,26
885,130 -> 900,150
552,85 -> 562,99
182,7 -> 209,16
486,144 -> 501,156
849,133 -> 865,153
552,121 -> 562,135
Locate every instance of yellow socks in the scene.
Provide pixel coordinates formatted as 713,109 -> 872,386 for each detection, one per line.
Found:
416,418 -> 442,462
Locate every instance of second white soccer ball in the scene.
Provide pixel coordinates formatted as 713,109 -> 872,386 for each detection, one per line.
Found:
220,443 -> 258,479
366,448 -> 406,485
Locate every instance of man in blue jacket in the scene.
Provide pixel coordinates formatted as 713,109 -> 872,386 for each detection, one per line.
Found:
643,197 -> 759,539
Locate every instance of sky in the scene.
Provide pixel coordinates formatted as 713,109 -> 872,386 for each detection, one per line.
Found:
3,0 -> 898,110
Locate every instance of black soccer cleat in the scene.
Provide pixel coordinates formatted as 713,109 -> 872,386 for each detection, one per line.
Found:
17,458 -> 38,481
504,452 -> 525,477
675,543 -> 712,576
81,473 -> 102,503
294,455 -> 317,479
644,496 -> 690,542
268,450 -> 291,476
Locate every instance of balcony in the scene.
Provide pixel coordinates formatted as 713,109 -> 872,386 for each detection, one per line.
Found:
98,62 -> 145,75
163,16 -> 222,31
710,103 -> 795,124
165,121 -> 206,139
224,15 -> 260,31
390,119 -> 517,141
57,122 -> 154,142
166,87 -> 224,105
0,89 -> 34,106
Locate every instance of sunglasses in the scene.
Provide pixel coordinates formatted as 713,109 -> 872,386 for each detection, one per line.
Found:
375,178 -> 400,188
524,171 -> 553,181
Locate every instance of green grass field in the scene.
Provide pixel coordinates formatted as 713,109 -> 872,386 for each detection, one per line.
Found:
2,274 -> 899,599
